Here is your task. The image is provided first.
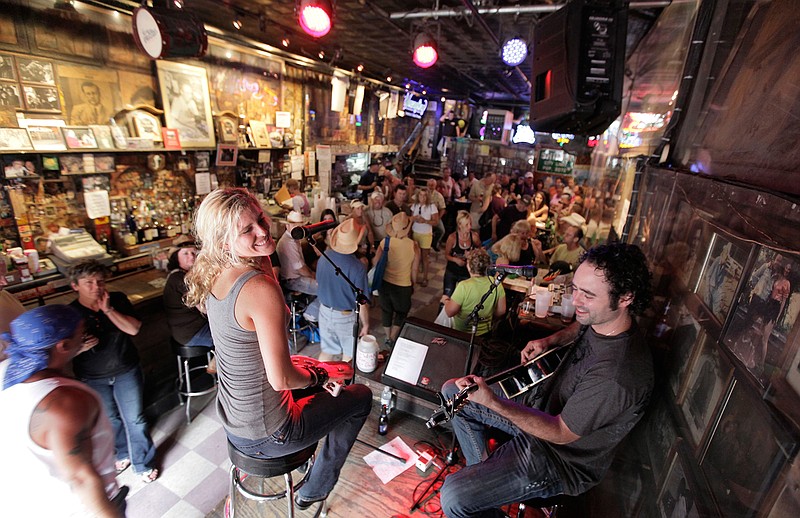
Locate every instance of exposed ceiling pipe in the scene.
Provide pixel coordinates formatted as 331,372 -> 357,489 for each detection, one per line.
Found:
389,1 -> 672,20
459,0 -> 531,97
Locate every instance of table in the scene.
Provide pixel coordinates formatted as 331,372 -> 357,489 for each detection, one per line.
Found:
502,276 -> 532,294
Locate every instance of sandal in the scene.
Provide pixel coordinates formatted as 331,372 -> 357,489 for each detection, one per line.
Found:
141,468 -> 159,484
115,459 -> 131,474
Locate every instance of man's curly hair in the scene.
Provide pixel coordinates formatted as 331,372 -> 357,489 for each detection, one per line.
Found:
578,243 -> 653,315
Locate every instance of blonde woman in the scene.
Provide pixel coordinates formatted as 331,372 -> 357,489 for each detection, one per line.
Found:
410,187 -> 439,287
184,188 -> 371,510
491,220 -> 537,266
443,210 -> 481,298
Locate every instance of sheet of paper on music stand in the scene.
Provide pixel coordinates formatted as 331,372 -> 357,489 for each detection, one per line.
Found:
363,436 -> 417,484
384,337 -> 428,385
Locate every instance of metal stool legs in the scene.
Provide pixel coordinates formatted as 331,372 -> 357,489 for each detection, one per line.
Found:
174,342 -> 217,424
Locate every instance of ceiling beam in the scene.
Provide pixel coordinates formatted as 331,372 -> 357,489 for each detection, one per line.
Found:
389,1 -> 672,19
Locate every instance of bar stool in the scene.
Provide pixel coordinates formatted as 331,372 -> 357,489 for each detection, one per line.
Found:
226,440 -> 326,518
285,291 -> 319,354
172,339 -> 217,424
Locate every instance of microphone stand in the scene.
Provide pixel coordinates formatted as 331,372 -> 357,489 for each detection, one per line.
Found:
410,272 -> 507,513
305,234 -> 403,463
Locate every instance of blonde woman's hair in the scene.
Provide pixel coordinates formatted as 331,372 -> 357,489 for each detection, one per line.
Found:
492,234 -> 523,263
510,219 -> 532,235
184,188 -> 266,312
456,210 -> 471,230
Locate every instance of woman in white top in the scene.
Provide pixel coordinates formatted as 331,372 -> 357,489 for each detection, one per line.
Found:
410,187 -> 439,287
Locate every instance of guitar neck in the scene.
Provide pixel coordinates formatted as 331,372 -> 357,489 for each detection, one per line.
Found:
485,343 -> 571,386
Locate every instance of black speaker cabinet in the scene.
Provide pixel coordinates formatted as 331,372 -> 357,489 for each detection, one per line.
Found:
381,317 -> 479,402
530,0 -> 628,135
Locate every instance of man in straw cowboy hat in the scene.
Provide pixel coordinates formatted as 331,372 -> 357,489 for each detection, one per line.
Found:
316,219 -> 372,362
0,305 -> 129,516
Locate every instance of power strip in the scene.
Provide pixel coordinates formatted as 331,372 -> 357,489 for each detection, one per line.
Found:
415,450 -> 436,472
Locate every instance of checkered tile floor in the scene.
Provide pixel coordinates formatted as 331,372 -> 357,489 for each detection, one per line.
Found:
119,250 -> 448,517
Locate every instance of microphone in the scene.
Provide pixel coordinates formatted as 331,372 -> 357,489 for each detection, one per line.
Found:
290,220 -> 339,240
488,265 -> 537,278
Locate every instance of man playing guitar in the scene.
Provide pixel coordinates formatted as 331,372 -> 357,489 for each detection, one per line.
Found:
438,243 -> 655,517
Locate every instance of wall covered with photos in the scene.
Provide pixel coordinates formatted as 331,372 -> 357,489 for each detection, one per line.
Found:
623,167 -> 800,517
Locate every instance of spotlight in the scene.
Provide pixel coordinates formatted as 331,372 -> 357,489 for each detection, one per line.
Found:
232,16 -> 243,30
386,74 -> 392,82
282,35 -> 290,47
501,36 -> 528,67
297,0 -> 333,38
357,64 -> 364,72
412,32 -> 437,69
318,50 -> 325,59
173,0 -> 183,8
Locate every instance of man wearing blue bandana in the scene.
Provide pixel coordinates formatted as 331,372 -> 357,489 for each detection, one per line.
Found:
0,304 -> 128,517
69,260 -> 158,484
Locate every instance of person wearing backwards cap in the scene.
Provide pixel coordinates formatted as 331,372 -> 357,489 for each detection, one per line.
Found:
0,305 -> 128,517
316,219 -> 371,362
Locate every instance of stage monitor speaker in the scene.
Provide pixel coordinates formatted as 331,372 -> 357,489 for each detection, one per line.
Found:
530,0 -> 628,135
381,317 -> 479,403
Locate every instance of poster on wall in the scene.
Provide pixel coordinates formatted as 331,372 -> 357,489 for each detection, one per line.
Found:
208,60 -> 281,124
156,61 -> 215,148
694,233 -> 750,324
117,69 -> 158,108
723,249 -> 800,386
57,64 -> 121,126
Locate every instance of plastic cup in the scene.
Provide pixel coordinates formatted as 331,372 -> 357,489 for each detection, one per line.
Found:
561,294 -> 576,323
535,290 -> 553,318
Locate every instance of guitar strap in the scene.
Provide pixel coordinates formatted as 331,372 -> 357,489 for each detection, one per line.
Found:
524,325 -> 589,408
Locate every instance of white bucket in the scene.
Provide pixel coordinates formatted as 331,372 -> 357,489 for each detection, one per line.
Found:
356,334 -> 379,373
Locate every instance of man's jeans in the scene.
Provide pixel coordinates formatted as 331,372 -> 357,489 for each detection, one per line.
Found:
319,305 -> 357,357
83,366 -> 157,474
185,323 -> 214,347
438,380 -> 564,517
227,384 -> 372,501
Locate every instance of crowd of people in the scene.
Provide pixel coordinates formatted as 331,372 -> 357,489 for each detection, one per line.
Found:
0,161 -> 642,516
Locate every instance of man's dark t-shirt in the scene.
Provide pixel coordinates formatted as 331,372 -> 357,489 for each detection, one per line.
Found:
495,204 -> 528,238
528,323 -> 654,495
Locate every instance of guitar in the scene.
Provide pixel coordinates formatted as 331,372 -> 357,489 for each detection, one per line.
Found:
291,355 -> 350,397
425,344 -> 571,429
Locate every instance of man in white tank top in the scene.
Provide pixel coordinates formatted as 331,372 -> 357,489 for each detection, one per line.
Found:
0,304 -> 124,517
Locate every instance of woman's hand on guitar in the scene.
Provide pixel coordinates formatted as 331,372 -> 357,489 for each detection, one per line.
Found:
521,339 -> 549,363
320,361 -> 354,383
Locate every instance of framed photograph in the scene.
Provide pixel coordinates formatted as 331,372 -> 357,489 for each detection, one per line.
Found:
217,114 -> 239,143
723,249 -> 800,386
57,64 -> 120,126
94,155 -> 115,173
89,125 -> 115,150
22,85 -> 61,112
2,155 -> 37,178
195,151 -> 210,171
128,110 -> 163,142
249,120 -> 270,147
665,300 -> 703,399
215,144 -> 238,166
27,125 -> 66,151
61,126 -> 98,150
59,155 -> 85,175
765,457 -> 800,518
16,57 -> 55,84
0,82 -> 21,108
701,381 -> 796,517
679,337 -> 731,450
657,443 -> 715,518
161,128 -> 181,150
0,54 -> 16,81
645,398 -> 679,482
0,127 -> 34,151
694,233 -> 751,324
156,60 -> 215,148
41,155 -> 60,171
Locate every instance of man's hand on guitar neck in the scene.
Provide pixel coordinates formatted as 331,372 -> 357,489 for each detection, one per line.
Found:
521,322 -> 582,363
454,374 -> 496,408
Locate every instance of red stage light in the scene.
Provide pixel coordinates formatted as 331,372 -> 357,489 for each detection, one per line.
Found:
298,0 -> 332,38
412,32 -> 437,69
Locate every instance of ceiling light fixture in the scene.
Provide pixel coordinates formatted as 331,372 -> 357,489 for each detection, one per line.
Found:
297,0 -> 333,38
357,64 -> 364,72
173,0 -> 183,8
232,15 -> 243,30
412,32 -> 438,68
318,50 -> 325,59
282,35 -> 290,47
501,36 -> 528,67
386,74 -> 392,82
